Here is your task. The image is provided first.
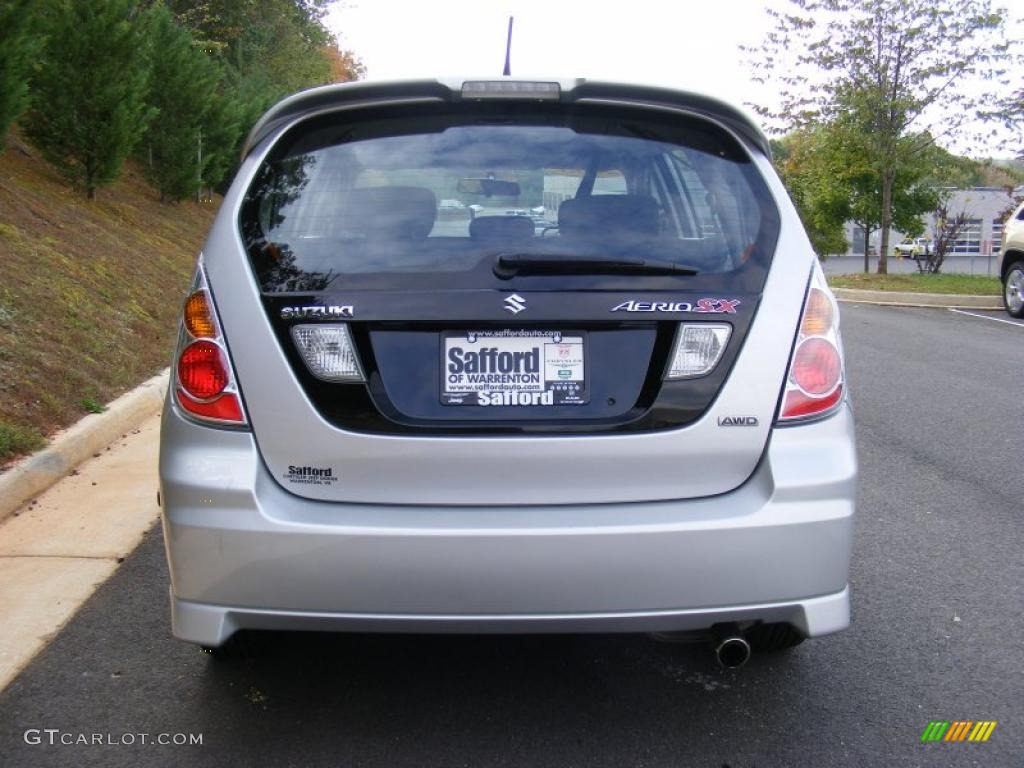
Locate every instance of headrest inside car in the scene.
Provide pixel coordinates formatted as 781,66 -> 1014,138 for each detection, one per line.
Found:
558,195 -> 661,241
469,215 -> 535,243
341,186 -> 437,239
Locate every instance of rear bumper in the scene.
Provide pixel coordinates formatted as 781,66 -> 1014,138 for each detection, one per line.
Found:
159,401 -> 857,647
171,587 -> 850,646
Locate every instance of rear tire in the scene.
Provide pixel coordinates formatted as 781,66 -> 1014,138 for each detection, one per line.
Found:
1003,261 -> 1024,318
745,622 -> 805,652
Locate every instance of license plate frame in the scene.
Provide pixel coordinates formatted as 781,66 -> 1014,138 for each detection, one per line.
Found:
440,330 -> 588,407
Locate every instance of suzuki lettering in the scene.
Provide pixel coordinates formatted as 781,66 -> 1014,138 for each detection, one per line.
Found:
279,305 -> 354,320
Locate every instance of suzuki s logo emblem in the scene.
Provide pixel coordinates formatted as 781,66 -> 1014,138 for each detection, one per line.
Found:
504,293 -> 527,314
718,416 -> 759,427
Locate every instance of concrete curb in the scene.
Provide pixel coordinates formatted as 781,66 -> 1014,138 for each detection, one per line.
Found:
0,369 -> 168,524
832,287 -> 1002,309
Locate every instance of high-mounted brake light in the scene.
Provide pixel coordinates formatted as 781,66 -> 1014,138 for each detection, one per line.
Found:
172,258 -> 247,426
778,265 -> 845,423
461,80 -> 561,100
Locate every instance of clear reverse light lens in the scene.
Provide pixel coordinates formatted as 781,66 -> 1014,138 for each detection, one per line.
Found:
291,324 -> 364,382
667,324 -> 731,379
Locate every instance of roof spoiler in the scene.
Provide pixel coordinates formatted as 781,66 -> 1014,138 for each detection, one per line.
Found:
241,78 -> 772,161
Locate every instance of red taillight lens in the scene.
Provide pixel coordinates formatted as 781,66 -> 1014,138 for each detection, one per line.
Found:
173,259 -> 247,426
781,385 -> 844,419
177,340 -> 229,400
778,266 -> 845,423
175,389 -> 244,422
790,337 -> 841,395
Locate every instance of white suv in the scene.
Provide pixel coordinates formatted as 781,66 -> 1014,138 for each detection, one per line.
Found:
1000,202 -> 1024,317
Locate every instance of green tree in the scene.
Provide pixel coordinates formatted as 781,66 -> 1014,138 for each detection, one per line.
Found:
155,0 -> 363,183
24,0 -> 153,199
199,85 -> 245,192
140,5 -> 241,200
749,0 -> 1012,273
774,129 -> 850,256
162,0 -> 361,98
0,0 -> 40,151
776,119 -> 947,268
832,120 -> 941,271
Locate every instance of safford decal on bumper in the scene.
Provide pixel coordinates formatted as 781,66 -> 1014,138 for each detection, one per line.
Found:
285,465 -> 338,485
611,299 -> 740,313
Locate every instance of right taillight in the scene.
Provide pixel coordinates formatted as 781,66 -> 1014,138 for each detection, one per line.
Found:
777,265 -> 845,423
172,258 -> 247,427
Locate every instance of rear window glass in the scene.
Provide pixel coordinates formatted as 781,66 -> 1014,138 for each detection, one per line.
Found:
241,105 -> 780,292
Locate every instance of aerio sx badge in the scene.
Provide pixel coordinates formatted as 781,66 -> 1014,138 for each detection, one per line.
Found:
611,299 -> 740,314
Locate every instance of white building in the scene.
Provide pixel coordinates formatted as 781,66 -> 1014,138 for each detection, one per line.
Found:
844,187 -> 1018,256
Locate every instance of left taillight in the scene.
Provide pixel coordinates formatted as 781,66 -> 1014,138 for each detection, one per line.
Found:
777,262 -> 845,424
172,258 -> 247,426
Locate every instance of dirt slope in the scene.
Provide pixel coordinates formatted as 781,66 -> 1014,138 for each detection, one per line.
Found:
0,131 -> 218,464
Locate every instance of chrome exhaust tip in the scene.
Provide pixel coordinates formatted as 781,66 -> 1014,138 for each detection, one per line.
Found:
711,624 -> 751,668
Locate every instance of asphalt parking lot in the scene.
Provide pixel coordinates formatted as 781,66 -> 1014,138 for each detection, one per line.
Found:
0,303 -> 1021,768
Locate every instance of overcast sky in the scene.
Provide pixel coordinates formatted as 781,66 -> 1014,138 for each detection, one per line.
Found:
324,0 -> 1024,156
325,0 -> 772,106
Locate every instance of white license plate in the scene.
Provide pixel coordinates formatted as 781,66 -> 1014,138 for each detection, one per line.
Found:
441,331 -> 587,406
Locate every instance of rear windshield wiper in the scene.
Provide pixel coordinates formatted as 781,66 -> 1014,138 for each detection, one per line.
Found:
493,253 -> 699,279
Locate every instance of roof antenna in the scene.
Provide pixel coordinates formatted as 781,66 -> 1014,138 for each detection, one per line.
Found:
502,16 -> 514,76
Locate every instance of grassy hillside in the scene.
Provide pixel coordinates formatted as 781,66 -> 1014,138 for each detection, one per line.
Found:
0,131 -> 218,465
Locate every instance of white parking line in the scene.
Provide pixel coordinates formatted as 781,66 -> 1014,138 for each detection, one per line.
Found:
948,308 -> 1024,327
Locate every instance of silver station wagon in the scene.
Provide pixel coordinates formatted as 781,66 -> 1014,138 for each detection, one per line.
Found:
159,78 -> 857,667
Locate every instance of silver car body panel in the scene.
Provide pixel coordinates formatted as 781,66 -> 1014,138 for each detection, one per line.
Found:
160,398 -> 855,647
202,83 -> 814,506
160,78 -> 857,646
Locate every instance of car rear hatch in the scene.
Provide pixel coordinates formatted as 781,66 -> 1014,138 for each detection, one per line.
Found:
203,79 -> 810,505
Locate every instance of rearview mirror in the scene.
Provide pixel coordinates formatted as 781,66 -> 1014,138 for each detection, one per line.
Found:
457,178 -> 521,197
